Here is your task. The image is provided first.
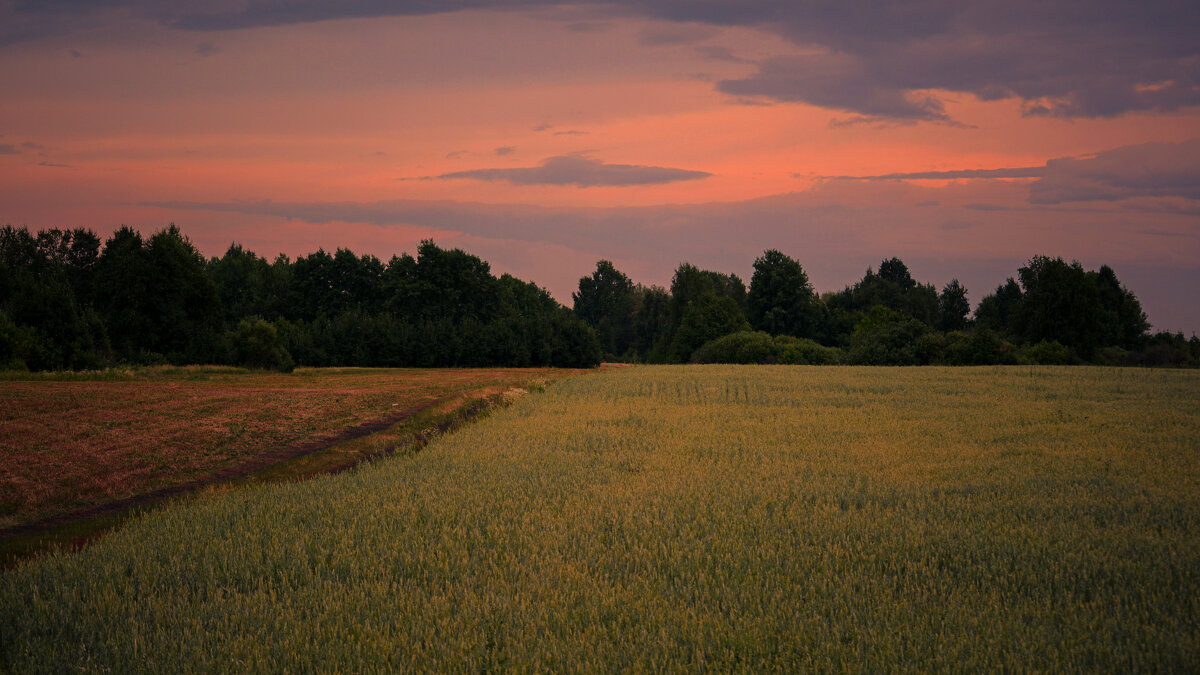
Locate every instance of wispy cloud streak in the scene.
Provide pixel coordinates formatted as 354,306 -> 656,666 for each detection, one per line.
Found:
438,155 -> 712,187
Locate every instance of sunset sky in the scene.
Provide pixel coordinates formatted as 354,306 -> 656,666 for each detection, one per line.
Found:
2,1 -> 1198,332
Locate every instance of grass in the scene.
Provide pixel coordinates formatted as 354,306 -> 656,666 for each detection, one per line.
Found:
2,365 -> 1198,671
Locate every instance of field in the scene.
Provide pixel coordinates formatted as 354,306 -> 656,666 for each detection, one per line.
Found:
2,365 -> 1198,670
0,366 -> 572,534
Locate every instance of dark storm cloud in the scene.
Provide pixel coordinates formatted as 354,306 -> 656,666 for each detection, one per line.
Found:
648,1 -> 1200,119
159,1 -> 509,32
0,0 -> 498,44
1029,140 -> 1200,204
438,155 -> 711,187
3,1 -> 1198,121
835,140 -> 1200,205
718,52 -> 951,121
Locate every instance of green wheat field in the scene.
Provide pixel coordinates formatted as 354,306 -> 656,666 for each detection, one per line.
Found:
3,366 -> 1198,671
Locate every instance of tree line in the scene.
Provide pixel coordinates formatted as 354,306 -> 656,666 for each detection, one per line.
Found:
2,224 -> 1197,372
572,251 -> 1200,367
0,225 -> 600,371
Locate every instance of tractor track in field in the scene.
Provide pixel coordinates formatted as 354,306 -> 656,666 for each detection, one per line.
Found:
0,392 -> 494,556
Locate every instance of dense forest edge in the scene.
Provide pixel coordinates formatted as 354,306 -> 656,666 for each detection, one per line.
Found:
1,224 -> 1197,372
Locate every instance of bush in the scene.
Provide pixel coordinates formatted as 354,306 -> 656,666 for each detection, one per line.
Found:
275,318 -> 327,367
228,318 -> 293,372
941,329 -> 1018,365
1130,343 -> 1196,368
0,313 -> 35,370
774,335 -> 842,365
1111,332 -> 1199,368
1021,340 -> 1075,365
914,332 -> 948,365
691,331 -> 842,365
846,316 -> 930,365
692,331 -> 775,364
670,293 -> 750,362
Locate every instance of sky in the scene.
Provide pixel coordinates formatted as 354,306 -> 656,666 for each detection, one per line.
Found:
1,0 -> 1198,333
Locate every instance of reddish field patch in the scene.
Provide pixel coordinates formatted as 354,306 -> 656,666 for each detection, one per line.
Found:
0,366 -> 574,530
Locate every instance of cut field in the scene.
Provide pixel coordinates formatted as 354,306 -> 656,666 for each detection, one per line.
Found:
0,366 -> 573,533
2,366 -> 1198,670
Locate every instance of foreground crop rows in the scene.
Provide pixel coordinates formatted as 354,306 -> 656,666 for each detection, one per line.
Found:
2,366 -> 1198,671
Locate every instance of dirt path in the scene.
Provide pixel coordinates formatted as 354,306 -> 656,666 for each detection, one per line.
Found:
0,394 -> 457,546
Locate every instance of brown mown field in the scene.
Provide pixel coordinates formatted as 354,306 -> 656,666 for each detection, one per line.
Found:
0,366 -> 576,531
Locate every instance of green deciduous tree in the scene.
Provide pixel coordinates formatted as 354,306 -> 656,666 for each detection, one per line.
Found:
1,227 -> 108,370
671,292 -> 751,362
572,260 -> 636,358
846,305 -> 932,365
1093,265 -> 1149,349
937,279 -> 970,332
410,241 -> 499,323
973,278 -> 1022,336
93,226 -> 153,360
878,257 -> 916,290
747,249 -> 825,340
208,244 -> 275,323
825,258 -> 939,343
669,262 -> 746,326
632,285 -> 672,362
144,225 -> 221,362
1012,256 -> 1105,357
